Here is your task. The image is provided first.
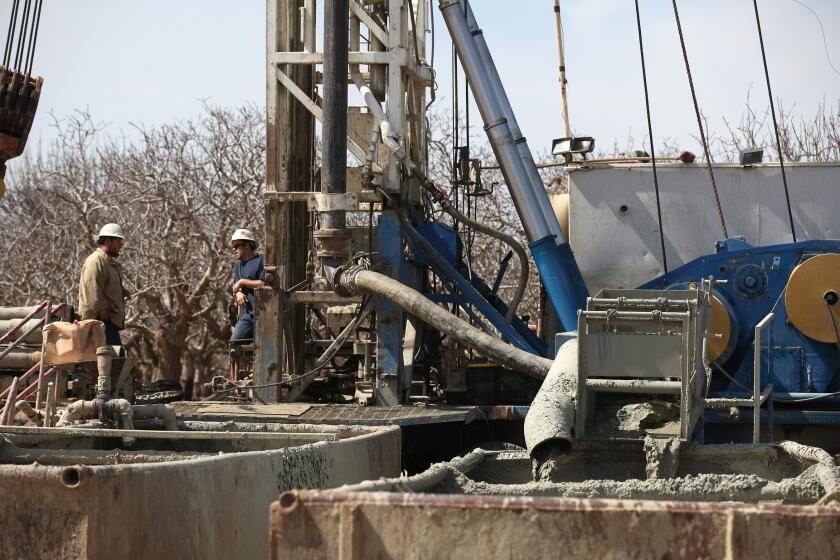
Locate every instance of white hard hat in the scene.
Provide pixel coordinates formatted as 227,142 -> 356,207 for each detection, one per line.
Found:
229,228 -> 256,246
97,223 -> 125,240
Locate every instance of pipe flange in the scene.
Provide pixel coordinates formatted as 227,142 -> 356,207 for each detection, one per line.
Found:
314,228 -> 351,259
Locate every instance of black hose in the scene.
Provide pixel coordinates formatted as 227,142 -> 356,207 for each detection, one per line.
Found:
442,201 -> 529,322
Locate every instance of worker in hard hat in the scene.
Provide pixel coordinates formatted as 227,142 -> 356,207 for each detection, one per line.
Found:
79,223 -> 129,346
230,228 -> 265,341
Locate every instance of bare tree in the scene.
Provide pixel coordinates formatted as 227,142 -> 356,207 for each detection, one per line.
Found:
0,105 -> 265,394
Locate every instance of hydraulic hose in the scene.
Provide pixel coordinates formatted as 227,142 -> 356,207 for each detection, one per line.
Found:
442,202 -> 529,322
338,267 -> 552,380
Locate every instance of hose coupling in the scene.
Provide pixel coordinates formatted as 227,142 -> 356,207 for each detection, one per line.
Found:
332,263 -> 368,297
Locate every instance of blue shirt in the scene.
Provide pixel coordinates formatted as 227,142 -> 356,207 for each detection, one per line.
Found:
234,255 -> 265,317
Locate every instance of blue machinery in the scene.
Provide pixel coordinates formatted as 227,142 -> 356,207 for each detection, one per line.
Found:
367,0 -> 589,404
387,1 -> 840,437
643,238 -> 840,435
264,1 -> 840,442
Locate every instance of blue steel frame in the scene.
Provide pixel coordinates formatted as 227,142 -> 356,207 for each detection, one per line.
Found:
644,238 -> 840,431
405,220 -> 546,355
374,210 -> 424,405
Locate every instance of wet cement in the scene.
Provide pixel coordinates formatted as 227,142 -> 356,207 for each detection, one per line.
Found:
434,441 -> 836,505
617,401 -> 679,431
440,465 -> 825,504
643,436 -> 682,479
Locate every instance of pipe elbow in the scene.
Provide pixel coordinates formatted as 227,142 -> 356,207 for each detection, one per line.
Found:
56,400 -> 88,427
106,399 -> 134,431
131,403 -> 179,431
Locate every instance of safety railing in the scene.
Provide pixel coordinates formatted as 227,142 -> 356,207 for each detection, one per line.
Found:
0,300 -> 64,425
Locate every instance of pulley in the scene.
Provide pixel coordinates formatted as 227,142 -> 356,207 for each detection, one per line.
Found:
785,253 -> 840,344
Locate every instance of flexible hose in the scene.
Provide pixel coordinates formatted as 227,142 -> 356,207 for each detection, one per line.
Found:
442,202 -> 528,322
341,269 -> 552,379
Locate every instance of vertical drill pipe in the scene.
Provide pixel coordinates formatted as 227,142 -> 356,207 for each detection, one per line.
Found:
321,0 -> 350,267
439,0 -> 588,330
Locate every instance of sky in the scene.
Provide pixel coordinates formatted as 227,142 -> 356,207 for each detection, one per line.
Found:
9,0 -> 840,160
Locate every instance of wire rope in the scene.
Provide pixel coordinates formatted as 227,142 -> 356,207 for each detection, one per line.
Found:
672,0 -> 728,239
634,0 -> 668,273
752,0 -> 797,242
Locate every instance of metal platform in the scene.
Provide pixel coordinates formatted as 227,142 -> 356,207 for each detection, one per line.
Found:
171,402 -> 476,427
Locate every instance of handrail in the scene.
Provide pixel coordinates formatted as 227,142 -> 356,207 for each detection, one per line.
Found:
754,312 -> 775,443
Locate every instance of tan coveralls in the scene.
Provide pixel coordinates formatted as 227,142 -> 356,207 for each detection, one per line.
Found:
78,248 -> 126,328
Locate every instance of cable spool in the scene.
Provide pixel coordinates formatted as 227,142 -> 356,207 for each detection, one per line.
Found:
785,253 -> 840,343
675,282 -> 734,363
706,294 -> 733,363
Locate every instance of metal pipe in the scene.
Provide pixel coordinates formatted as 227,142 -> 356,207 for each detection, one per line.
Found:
585,379 -> 682,395
44,381 -> 55,427
0,315 -> 45,363
56,398 -> 134,430
439,0 -> 588,330
132,404 -> 179,431
525,337 -> 577,463
350,67 -> 404,159
552,0 -> 572,139
95,346 -> 114,400
463,2 -> 567,246
0,300 -> 47,343
303,0 -> 316,53
34,298 -> 52,408
338,268 -> 553,379
440,0 -> 546,242
0,349 -> 41,370
0,319 -> 42,344
320,0 -> 350,266
754,313 -> 774,443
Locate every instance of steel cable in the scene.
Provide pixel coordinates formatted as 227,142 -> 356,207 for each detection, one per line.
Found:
24,0 -> 43,76
752,0 -> 797,242
672,0 -> 728,239
3,0 -> 21,68
634,0 -> 668,273
12,0 -> 31,72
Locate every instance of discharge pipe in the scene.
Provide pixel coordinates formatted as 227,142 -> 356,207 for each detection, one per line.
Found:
524,337 -> 578,468
334,265 -> 552,380
439,0 -> 588,331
